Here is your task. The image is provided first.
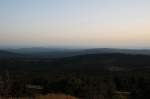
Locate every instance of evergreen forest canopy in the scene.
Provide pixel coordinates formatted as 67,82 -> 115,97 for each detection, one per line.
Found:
0,48 -> 150,99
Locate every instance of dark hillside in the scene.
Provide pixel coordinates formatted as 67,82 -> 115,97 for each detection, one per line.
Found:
0,53 -> 150,72
0,50 -> 22,58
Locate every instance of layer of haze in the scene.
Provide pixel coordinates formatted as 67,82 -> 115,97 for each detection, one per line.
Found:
0,0 -> 150,48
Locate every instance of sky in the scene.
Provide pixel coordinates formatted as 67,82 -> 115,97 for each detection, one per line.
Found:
0,0 -> 150,48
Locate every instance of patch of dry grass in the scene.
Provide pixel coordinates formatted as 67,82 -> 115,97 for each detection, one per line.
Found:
0,94 -> 78,99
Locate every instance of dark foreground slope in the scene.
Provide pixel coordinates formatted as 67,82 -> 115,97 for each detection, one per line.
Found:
0,53 -> 150,99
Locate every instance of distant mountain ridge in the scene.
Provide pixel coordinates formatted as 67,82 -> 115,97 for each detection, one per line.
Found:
1,48 -> 150,58
0,50 -> 21,58
78,48 -> 150,55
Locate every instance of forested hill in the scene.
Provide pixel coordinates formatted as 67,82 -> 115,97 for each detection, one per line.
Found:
0,50 -> 22,58
52,53 -> 150,71
0,53 -> 150,72
5,48 -> 150,58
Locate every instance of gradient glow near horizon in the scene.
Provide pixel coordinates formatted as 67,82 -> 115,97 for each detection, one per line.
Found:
0,0 -> 150,48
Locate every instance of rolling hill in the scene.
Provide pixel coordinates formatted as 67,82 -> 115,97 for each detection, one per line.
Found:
5,48 -> 150,58
0,50 -> 21,58
0,52 -> 150,72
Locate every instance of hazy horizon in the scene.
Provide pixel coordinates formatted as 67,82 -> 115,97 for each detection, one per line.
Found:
1,0 -> 150,48
1,46 -> 150,50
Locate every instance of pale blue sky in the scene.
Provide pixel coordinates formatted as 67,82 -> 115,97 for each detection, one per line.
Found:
0,0 -> 150,48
